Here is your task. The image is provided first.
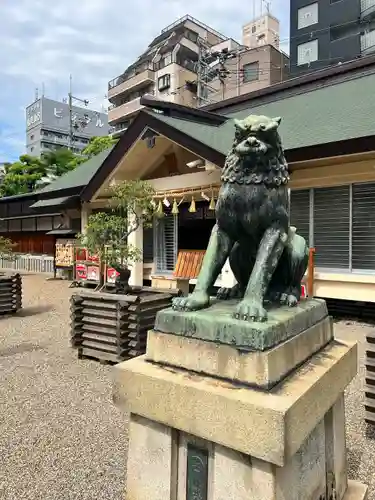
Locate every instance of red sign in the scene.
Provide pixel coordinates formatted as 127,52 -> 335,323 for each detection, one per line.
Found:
87,252 -> 99,263
75,264 -> 87,281
106,267 -> 120,284
75,248 -> 87,262
87,265 -> 100,282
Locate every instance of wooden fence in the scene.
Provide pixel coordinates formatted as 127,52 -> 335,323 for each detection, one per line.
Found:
0,254 -> 54,274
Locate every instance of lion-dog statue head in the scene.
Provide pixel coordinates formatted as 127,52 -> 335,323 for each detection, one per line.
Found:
221,115 -> 289,187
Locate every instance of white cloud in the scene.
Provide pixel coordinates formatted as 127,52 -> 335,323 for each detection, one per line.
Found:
0,0 -> 290,162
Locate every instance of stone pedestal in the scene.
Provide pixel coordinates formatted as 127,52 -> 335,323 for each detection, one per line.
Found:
113,299 -> 368,500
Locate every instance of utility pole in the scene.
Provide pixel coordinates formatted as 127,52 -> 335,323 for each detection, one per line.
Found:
68,74 -> 89,151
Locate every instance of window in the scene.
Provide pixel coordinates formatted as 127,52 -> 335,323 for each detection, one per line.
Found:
297,39 -> 318,66
289,183 -> 375,272
22,218 -> 36,231
297,3 -> 318,30
9,219 -> 21,232
252,25 -> 256,33
143,227 -> 154,263
30,146 -> 34,152
154,214 -> 178,273
352,182 -> 375,270
37,216 -> 53,231
330,22 -> 359,41
158,74 -> 171,91
185,29 -> 198,43
30,134 -> 34,140
290,190 -> 310,246
242,62 -> 259,82
313,186 -> 350,269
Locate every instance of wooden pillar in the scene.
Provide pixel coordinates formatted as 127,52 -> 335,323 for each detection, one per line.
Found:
307,248 -> 316,298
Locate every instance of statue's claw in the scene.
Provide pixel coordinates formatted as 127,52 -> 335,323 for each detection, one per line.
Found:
217,287 -> 231,300
217,283 -> 243,301
233,299 -> 267,322
280,292 -> 298,307
172,292 -> 210,312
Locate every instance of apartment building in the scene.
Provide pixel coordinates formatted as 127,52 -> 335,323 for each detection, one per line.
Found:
290,0 -> 375,75
201,38 -> 289,105
26,97 -> 108,157
242,12 -> 280,49
107,15 -> 227,137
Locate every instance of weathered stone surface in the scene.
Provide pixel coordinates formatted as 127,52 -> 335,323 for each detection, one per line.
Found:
114,339 -> 357,466
154,298 -> 328,351
344,481 -> 368,500
147,316 -> 333,388
126,414 -> 177,500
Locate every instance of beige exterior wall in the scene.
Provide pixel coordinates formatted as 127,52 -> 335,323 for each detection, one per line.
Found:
242,14 -> 280,49
208,46 -> 289,103
184,19 -> 224,46
155,64 -> 196,107
290,157 -> 375,189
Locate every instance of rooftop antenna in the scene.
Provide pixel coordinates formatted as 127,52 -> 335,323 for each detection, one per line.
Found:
35,88 -> 39,101
42,82 -> 45,97
263,0 -> 271,13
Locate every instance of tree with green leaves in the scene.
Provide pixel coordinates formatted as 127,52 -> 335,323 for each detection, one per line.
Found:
79,180 -> 155,288
0,155 -> 47,196
0,236 -> 16,258
81,136 -> 118,158
68,136 -> 118,170
0,136 -> 118,197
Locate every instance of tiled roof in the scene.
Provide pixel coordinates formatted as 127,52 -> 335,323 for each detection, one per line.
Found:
229,70 -> 375,151
36,147 -> 115,194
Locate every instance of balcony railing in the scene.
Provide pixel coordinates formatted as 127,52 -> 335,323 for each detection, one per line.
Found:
161,14 -> 226,41
361,30 -> 375,53
108,62 -> 155,90
361,0 -> 375,17
108,97 -> 144,123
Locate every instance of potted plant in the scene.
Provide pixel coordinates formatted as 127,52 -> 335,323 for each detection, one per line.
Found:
79,180 -> 155,293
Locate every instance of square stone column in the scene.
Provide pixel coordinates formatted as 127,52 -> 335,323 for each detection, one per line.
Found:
80,202 -> 91,234
113,299 -> 368,500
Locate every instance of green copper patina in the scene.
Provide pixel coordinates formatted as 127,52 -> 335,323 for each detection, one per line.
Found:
172,115 -> 309,323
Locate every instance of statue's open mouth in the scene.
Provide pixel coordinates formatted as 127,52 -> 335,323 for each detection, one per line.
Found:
235,139 -> 268,156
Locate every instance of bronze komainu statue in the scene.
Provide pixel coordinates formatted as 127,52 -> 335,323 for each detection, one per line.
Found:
172,115 -> 309,322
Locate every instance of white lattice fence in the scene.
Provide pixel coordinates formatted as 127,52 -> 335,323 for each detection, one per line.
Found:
0,254 -> 54,274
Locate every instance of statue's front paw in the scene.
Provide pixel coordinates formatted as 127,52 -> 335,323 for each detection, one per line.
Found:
172,292 -> 210,312
233,299 -> 267,322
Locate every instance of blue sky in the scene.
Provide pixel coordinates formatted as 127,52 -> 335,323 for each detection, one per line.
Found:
0,0 -> 290,163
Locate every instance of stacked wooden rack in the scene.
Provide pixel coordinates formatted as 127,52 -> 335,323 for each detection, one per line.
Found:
70,287 -> 180,364
0,273 -> 22,314
365,330 -> 375,425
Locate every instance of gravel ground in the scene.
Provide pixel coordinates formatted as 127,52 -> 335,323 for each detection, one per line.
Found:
0,274 -> 128,500
0,274 -> 374,499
